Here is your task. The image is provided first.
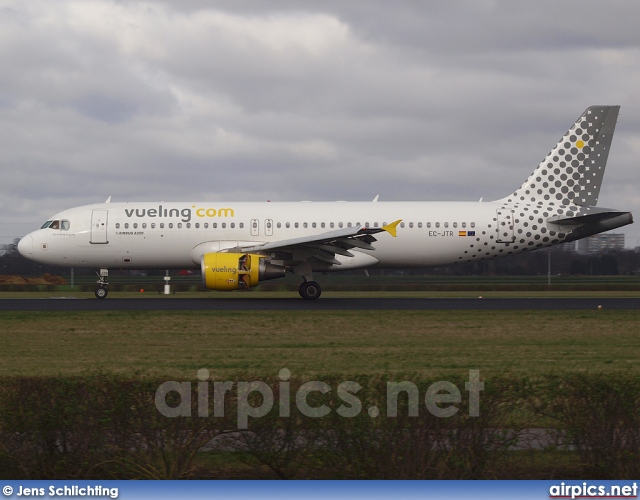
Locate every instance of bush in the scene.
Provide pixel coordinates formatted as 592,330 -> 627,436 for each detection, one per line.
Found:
1,372 -> 639,479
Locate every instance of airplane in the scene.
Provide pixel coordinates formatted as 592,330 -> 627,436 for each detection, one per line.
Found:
17,105 -> 633,299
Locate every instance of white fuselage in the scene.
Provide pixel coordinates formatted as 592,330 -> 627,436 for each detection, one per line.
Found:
17,200 -> 580,271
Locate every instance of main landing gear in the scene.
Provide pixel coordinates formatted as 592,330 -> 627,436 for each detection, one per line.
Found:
299,280 -> 321,300
95,269 -> 109,299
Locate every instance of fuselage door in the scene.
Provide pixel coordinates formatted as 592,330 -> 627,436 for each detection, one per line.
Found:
265,219 -> 273,236
251,219 -> 259,236
90,209 -> 109,244
496,209 -> 515,243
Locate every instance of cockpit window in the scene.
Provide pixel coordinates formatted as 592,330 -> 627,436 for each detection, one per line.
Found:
42,219 -> 70,230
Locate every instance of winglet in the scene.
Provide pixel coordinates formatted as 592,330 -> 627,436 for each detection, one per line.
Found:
382,219 -> 402,238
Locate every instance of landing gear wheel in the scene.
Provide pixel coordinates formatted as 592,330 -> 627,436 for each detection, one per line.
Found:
95,287 -> 108,299
299,281 -> 321,300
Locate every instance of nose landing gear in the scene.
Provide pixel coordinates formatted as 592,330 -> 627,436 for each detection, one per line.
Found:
95,269 -> 109,299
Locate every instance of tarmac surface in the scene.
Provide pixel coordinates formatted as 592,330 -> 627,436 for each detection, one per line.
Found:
0,297 -> 637,311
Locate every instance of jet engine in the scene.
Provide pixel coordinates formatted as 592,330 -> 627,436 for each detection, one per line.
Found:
201,253 -> 285,291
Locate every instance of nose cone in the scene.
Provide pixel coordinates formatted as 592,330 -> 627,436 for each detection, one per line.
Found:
18,234 -> 33,258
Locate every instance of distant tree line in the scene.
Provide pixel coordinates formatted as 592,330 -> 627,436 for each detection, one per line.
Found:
1,238 -> 639,278
424,246 -> 639,277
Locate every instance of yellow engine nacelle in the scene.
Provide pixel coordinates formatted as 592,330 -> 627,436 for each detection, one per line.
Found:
201,253 -> 284,291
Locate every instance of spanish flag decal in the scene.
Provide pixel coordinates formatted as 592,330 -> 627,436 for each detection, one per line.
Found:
459,231 -> 467,236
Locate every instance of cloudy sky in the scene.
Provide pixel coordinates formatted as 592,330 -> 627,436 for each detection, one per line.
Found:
1,0 -> 639,248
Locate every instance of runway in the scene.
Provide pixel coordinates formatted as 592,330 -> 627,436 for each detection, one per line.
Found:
0,297 -> 638,311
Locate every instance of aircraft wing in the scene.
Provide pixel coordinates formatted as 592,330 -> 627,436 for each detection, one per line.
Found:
230,220 -> 401,266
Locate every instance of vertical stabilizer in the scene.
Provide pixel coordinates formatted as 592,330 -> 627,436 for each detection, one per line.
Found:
497,105 -> 619,207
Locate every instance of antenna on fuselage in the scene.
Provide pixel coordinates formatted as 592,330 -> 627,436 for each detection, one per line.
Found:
105,196 -> 112,203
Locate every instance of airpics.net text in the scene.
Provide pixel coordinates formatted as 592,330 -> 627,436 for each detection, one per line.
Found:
155,369 -> 484,429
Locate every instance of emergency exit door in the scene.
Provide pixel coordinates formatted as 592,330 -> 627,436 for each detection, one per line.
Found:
496,209 -> 515,243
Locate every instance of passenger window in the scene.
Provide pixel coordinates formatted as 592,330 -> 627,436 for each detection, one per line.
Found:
471,222 -> 476,228
186,223 -> 191,229
286,222 -> 290,228
204,223 -> 208,229
374,222 -> 379,228
427,222 -> 431,228
462,222 -> 467,228
418,222 -> 422,228
142,223 -> 147,229
133,223 -> 138,229
169,223 -> 173,229
160,223 -> 164,229
115,223 -> 120,229
295,223 -> 299,228
277,222 -> 282,228
444,222 -> 449,228
347,222 -> 352,228
231,223 -> 235,228
339,222 -> 343,228
195,223 -> 199,229
330,222 -> 334,228
151,223 -> 156,229
453,222 -> 458,228
409,222 -> 414,228
321,222 -> 325,228
400,222 -> 405,228
435,222 -> 440,228
222,223 -> 226,229
125,223 -> 129,229
239,223 -> 244,229
312,222 -> 317,228
213,223 -> 217,229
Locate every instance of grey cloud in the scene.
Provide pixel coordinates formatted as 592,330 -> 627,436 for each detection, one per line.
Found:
1,0 -> 639,247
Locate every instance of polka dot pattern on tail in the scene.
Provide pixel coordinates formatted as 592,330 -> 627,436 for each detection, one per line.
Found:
497,106 -> 619,208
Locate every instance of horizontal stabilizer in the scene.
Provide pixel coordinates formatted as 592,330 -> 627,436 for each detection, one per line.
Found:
548,211 -> 631,226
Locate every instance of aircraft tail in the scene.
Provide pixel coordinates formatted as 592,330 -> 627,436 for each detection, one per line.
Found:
497,105 -> 620,207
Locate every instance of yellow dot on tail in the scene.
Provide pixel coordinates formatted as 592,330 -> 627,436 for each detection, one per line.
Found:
576,140 -> 585,149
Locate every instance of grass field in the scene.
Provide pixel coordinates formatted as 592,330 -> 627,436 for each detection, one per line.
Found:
1,297 -> 639,480
1,308 -> 638,378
